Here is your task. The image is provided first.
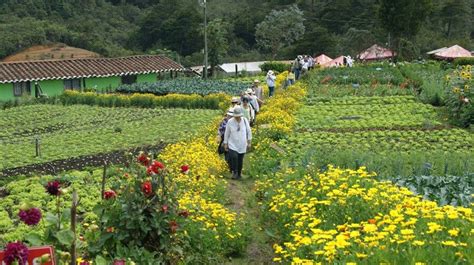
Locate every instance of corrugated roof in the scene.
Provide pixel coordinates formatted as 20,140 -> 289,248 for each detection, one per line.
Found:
357,44 -> 395,61
433,45 -> 473,59
0,55 -> 184,83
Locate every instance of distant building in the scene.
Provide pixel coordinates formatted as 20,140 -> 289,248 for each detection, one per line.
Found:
357,44 -> 395,61
0,55 -> 184,101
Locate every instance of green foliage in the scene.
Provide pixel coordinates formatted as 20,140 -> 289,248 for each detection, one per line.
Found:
208,19 -> 231,75
60,91 -> 229,110
0,104 -> 218,169
444,65 -> 473,127
392,174 -> 473,206
259,61 -> 291,73
255,4 -> 305,58
454,57 -> 474,67
116,79 -> 249,96
310,64 -> 406,85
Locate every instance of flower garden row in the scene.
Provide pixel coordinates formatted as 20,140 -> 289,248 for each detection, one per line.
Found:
247,67 -> 473,264
0,72 -> 288,264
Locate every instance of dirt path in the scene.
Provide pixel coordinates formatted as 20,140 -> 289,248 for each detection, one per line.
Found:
224,174 -> 274,265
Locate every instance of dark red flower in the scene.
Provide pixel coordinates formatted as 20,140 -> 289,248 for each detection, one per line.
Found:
180,165 -> 190,174
137,152 -> 150,167
113,260 -> 126,265
169,220 -> 179,233
161,204 -> 169,214
3,241 -> 29,265
103,190 -> 117,200
178,210 -> 190,218
45,180 -> 61,196
18,207 -> 42,226
147,161 -> 165,175
106,227 -> 115,233
141,181 -> 153,196
79,261 -> 91,265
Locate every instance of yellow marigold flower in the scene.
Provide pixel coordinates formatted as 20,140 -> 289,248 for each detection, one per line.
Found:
273,257 -> 282,262
400,229 -> 414,235
427,222 -> 443,234
448,228 -> 459,237
412,240 -> 425,246
346,263 -> 357,265
314,250 -> 325,255
415,263 -> 426,265
356,253 -> 368,258
441,241 -> 457,247
363,224 -> 378,233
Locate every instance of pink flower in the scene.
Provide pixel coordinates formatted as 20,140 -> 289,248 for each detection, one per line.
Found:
169,220 -> 179,233
3,241 -> 29,265
161,204 -> 169,214
180,165 -> 190,174
18,208 -> 42,226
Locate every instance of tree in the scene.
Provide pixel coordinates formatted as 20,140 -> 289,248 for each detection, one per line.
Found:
207,19 -> 230,76
441,0 -> 472,39
379,0 -> 433,58
255,4 -> 305,58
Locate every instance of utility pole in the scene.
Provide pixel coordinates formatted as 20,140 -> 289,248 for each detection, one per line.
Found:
199,0 -> 208,79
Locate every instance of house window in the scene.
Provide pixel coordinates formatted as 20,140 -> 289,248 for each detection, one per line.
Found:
64,79 -> 82,90
121,75 -> 137,85
13,82 -> 31,97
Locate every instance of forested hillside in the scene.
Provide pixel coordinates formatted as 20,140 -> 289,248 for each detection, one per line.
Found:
0,0 -> 472,66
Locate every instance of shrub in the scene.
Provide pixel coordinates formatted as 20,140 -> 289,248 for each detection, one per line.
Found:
259,61 -> 291,74
453,57 -> 474,67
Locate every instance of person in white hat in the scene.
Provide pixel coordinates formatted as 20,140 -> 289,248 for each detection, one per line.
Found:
251,79 -> 264,105
217,107 -> 234,171
223,106 -> 252,180
245,88 -> 259,114
266,70 -> 276,97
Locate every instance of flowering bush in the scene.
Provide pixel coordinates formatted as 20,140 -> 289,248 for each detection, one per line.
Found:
88,157 -> 185,263
257,166 -> 474,264
3,241 -> 29,265
445,65 -> 473,127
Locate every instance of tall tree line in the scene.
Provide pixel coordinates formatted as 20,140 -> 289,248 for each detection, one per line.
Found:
0,0 -> 472,65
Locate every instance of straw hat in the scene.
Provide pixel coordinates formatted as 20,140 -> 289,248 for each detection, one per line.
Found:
245,88 -> 254,95
253,79 -> 260,83
231,97 -> 240,103
267,70 -> 274,75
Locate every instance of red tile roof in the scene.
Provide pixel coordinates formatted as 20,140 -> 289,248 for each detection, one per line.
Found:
0,55 -> 184,83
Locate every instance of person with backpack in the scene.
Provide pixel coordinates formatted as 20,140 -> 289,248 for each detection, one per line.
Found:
292,55 -> 303,80
217,107 -> 234,172
223,106 -> 252,180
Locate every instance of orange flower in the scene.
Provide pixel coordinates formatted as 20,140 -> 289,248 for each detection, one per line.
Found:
368,219 -> 377,224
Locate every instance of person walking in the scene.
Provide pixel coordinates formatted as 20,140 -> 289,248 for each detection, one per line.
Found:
217,107 -> 234,171
287,68 -> 295,87
251,79 -> 264,106
241,96 -> 255,125
266,70 -> 276,97
223,106 -> 252,180
292,55 -> 303,80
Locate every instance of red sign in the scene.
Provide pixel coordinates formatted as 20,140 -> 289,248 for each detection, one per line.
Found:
0,246 -> 55,265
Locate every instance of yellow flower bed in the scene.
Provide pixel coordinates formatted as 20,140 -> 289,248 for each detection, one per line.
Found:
257,81 -> 307,140
158,119 -> 245,246
257,166 -> 474,264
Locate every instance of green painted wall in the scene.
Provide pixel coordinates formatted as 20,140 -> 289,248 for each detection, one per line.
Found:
39,80 -> 64,97
85,76 -> 121,91
0,83 -> 14,101
137,73 -> 157,83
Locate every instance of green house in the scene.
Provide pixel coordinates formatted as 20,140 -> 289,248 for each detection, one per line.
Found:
0,55 -> 184,101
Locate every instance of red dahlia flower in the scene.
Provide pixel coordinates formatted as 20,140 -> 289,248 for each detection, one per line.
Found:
141,181 -> 153,196
45,180 -> 61,196
169,220 -> 179,233
146,161 -> 165,175
103,190 -> 117,200
180,165 -> 190,174
18,207 -> 42,226
3,241 -> 29,265
137,152 -> 150,167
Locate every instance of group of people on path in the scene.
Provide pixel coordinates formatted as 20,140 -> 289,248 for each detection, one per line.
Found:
216,70 -> 283,179
217,79 -> 267,179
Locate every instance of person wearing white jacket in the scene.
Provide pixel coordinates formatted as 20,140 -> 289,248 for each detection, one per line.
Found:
266,70 -> 276,97
223,106 -> 252,180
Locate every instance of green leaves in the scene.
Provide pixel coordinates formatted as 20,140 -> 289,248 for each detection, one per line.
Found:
55,229 -> 75,246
